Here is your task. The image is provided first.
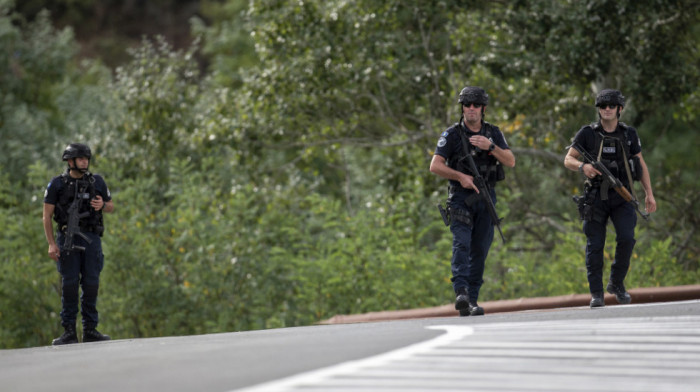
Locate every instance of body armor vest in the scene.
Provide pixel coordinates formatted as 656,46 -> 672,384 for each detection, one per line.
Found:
54,172 -> 103,232
592,123 -> 634,186
448,122 -> 504,185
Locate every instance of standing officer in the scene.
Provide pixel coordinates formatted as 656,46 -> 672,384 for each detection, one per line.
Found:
43,143 -> 114,345
564,89 -> 656,308
430,87 -> 515,316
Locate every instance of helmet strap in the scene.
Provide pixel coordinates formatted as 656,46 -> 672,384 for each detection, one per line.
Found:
67,158 -> 90,175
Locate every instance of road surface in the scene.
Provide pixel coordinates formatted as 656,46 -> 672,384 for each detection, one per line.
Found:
1,300 -> 699,391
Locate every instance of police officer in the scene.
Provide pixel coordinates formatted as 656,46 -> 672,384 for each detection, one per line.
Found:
564,89 -> 656,308
430,87 -> 515,316
42,143 -> 114,344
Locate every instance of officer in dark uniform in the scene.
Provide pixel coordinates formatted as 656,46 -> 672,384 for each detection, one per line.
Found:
564,89 -> 656,308
42,143 -> 114,345
430,87 -> 516,316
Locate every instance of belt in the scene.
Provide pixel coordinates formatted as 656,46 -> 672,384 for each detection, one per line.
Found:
60,225 -> 97,234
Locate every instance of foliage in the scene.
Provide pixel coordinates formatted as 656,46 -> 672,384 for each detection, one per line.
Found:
1,0 -> 698,348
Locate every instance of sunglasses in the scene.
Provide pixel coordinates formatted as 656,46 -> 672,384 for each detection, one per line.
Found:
598,104 -> 618,109
463,103 -> 483,109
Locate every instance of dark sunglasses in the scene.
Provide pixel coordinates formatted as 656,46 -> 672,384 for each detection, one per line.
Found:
598,104 -> 618,109
463,103 -> 483,109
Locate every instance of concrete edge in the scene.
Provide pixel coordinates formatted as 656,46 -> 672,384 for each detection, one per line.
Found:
319,284 -> 700,325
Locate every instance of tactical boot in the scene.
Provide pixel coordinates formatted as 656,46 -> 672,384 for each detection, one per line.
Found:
590,292 -> 605,308
468,301 -> 485,316
83,328 -> 111,343
607,282 -> 632,304
455,288 -> 470,316
52,325 -> 79,346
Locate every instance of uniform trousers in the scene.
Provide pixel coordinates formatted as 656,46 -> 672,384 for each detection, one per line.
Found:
582,189 -> 637,293
449,189 -> 496,302
55,231 -> 104,329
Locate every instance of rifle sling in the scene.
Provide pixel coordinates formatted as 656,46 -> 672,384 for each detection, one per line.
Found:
595,136 -> 610,200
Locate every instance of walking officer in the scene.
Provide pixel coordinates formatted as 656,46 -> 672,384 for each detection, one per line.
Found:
564,89 -> 657,308
430,87 -> 515,316
43,143 -> 114,344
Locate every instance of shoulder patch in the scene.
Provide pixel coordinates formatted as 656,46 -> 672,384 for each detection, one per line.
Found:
437,137 -> 447,147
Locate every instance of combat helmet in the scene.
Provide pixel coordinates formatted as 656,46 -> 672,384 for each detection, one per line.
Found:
595,89 -> 625,108
62,143 -> 92,161
458,86 -> 489,106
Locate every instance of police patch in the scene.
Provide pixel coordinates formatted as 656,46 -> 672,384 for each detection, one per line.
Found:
437,137 -> 447,147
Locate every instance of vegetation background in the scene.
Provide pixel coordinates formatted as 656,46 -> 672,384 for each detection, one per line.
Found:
1,0 -> 698,348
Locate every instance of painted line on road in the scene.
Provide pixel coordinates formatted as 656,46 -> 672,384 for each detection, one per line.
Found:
230,325 -> 473,392
232,315 -> 700,392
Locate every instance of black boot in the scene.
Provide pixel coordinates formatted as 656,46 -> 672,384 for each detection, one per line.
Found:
607,282 -> 632,304
590,291 -> 605,308
83,328 -> 111,343
52,325 -> 79,346
468,301 -> 485,316
455,288 -> 470,316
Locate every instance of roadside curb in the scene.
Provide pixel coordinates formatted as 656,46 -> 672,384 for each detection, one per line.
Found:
320,284 -> 700,325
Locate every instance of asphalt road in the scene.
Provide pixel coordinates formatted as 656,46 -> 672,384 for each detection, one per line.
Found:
2,300 -> 699,392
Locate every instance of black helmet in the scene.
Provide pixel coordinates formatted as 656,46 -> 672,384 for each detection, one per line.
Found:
458,86 -> 489,106
595,89 -> 625,107
62,143 -> 92,161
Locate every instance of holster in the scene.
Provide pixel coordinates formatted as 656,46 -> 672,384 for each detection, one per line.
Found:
573,187 -> 598,221
438,204 -> 450,226
437,203 -> 472,226
629,155 -> 642,181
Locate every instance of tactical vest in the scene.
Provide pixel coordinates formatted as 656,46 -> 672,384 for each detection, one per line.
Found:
448,121 -> 505,185
591,122 -> 640,186
54,172 -> 104,233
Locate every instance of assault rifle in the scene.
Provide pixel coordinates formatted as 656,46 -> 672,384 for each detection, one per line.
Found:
462,152 -> 506,244
63,180 -> 93,254
569,142 -> 649,221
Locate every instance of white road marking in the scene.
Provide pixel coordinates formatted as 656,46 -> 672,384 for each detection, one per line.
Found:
231,325 -> 473,392
233,316 -> 700,392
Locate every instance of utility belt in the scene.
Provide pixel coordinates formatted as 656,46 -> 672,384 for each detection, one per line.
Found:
585,175 -> 631,201
60,224 -> 104,236
438,185 -> 496,226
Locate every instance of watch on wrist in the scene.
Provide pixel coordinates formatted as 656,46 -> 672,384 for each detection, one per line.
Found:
488,143 -> 495,152
578,162 -> 585,173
